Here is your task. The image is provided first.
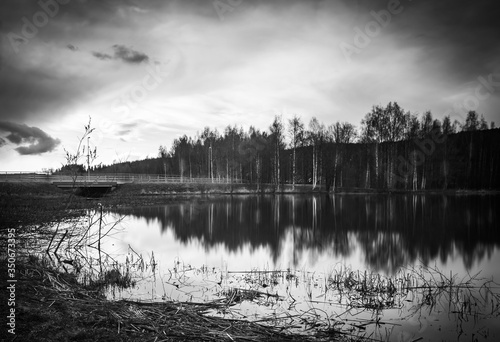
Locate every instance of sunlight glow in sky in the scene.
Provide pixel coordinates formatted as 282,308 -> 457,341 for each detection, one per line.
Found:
1,0 -> 499,171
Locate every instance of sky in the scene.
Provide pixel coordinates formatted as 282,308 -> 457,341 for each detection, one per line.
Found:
0,0 -> 499,172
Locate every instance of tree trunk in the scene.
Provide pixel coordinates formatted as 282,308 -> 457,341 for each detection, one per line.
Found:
256,154 -> 261,187
420,164 -> 426,190
333,146 -> 338,190
277,146 -> 280,185
292,145 -> 296,189
443,139 -> 448,190
312,145 -> 317,189
375,143 -> 379,188
468,133 -> 473,188
365,146 -> 370,188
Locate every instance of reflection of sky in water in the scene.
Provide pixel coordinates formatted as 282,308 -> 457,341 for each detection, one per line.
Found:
94,194 -> 500,341
106,194 -> 500,279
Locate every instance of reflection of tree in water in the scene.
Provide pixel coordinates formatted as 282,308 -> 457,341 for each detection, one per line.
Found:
109,194 -> 500,274
354,194 -> 500,273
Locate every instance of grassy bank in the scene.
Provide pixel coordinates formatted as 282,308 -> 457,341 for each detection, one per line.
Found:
0,182 -> 89,230
110,182 -> 327,196
2,181 -> 497,226
89,182 -> 500,198
2,256 -> 325,342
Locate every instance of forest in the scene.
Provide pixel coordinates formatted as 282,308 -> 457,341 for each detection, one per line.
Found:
89,102 -> 500,190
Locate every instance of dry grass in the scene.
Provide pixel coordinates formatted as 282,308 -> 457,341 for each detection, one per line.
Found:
6,256 -> 349,341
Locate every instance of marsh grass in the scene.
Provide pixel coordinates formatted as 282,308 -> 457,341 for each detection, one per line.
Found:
80,266 -> 135,292
10,255 -> 326,342
158,262 -> 500,340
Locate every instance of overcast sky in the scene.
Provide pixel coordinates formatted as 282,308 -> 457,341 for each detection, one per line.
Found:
1,0 -> 499,171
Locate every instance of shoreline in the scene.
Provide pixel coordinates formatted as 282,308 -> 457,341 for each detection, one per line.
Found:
109,183 -> 500,197
2,181 -> 499,202
2,181 -> 498,228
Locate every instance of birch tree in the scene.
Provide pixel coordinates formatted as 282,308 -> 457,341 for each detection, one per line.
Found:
269,115 -> 285,186
288,115 -> 304,189
308,117 -> 325,189
327,122 -> 357,188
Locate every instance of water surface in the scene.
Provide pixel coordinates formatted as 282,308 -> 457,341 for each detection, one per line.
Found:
108,194 -> 500,275
93,194 -> 500,341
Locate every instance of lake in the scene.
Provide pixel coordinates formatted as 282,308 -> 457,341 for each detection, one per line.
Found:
80,194 -> 500,341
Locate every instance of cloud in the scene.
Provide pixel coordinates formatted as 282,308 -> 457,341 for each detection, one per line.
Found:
0,122 -> 61,155
92,51 -> 113,60
112,45 -> 149,63
0,44 -> 103,123
67,44 -> 79,51
92,45 -> 149,64
117,129 -> 132,136
113,121 -> 143,139
372,0 -> 500,83
120,122 -> 139,129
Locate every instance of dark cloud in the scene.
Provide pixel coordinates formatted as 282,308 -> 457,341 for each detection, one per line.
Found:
91,45 -> 149,64
381,0 -> 500,82
67,44 -> 78,51
0,64 -> 91,122
92,51 -> 113,60
112,45 -> 149,64
0,121 -> 60,155
1,0 -> 498,131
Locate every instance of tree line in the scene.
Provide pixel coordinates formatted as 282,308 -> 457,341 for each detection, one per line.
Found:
91,102 -> 499,190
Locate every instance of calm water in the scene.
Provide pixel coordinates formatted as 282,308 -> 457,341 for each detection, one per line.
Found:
90,194 -> 500,341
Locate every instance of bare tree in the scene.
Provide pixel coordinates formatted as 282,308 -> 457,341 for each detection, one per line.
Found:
325,121 -> 357,189
269,115 -> 285,186
308,117 -> 325,189
327,122 -> 357,144
48,117 -> 97,255
288,115 -> 304,189
62,117 -> 97,185
361,102 -> 410,188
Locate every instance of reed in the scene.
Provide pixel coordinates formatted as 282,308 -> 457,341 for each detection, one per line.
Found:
12,255 -> 333,341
